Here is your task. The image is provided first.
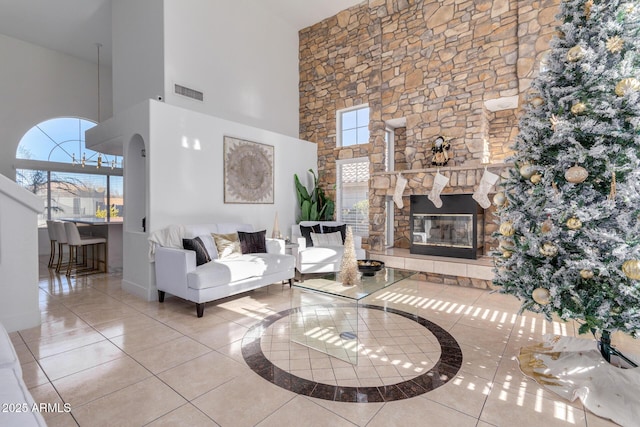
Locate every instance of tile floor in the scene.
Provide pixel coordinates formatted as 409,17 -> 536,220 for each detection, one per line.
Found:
8,256 -> 639,426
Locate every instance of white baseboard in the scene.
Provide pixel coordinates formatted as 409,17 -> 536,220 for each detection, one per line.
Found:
0,310 -> 41,333
122,279 -> 157,302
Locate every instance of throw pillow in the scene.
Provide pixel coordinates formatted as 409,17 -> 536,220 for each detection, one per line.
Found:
237,230 -> 267,254
300,223 -> 322,247
212,232 -> 242,259
310,231 -> 343,246
182,237 -> 211,266
198,234 -> 218,260
322,224 -> 347,244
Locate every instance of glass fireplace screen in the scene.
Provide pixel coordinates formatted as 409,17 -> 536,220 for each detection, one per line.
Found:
412,214 -> 474,249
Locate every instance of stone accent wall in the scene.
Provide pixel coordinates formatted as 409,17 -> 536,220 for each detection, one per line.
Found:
299,0 -> 561,252
393,126 -> 408,171
299,4 -> 379,208
377,0 -> 520,167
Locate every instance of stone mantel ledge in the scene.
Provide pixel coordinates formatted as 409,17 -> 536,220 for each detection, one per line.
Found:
371,162 -> 515,191
371,162 -> 514,177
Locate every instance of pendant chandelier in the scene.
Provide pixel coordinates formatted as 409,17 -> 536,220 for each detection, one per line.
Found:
72,42 -> 120,170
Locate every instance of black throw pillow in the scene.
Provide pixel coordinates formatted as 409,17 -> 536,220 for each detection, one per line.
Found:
322,224 -> 347,244
183,237 -> 211,266
300,224 -> 322,247
237,230 -> 267,254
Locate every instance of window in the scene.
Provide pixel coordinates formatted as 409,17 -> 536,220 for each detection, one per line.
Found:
337,105 -> 369,147
14,117 -> 123,227
337,158 -> 369,236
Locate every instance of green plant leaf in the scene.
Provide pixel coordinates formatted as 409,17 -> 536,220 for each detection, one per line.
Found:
300,200 -> 311,221
294,174 -> 310,202
310,201 -> 319,221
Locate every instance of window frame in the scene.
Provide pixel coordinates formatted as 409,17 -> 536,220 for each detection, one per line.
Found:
336,104 -> 370,147
336,157 -> 370,237
385,197 -> 395,248
14,117 -> 123,226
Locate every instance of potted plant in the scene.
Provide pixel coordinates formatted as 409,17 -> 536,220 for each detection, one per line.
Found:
294,169 -> 335,222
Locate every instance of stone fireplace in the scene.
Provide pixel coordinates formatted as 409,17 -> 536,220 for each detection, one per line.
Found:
365,164 -> 506,289
409,194 -> 484,259
369,164 -> 506,255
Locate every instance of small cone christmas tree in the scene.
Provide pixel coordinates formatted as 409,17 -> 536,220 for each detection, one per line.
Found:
271,211 -> 281,239
338,226 -> 360,286
493,0 -> 640,351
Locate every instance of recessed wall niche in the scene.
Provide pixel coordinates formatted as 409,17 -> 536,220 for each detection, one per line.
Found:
125,134 -> 147,233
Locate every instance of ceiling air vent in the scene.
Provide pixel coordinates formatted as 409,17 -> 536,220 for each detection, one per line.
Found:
174,84 -> 204,101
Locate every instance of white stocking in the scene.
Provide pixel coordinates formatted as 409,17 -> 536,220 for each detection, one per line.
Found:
473,169 -> 499,209
428,172 -> 449,208
394,173 -> 407,209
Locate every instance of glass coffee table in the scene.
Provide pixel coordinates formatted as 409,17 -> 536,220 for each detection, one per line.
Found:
290,268 -> 417,365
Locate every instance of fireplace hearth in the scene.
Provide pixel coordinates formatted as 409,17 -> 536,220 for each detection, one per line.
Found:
409,194 -> 484,259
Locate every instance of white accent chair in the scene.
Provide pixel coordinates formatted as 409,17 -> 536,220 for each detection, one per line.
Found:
290,221 -> 366,279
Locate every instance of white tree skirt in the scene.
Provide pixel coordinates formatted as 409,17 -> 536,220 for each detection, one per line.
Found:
519,334 -> 640,427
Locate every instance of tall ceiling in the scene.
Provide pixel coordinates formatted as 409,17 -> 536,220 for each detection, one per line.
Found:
0,0 -> 363,65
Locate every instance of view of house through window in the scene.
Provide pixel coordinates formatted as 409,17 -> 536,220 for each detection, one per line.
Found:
337,105 -> 369,147
14,117 -> 123,227
337,158 -> 369,236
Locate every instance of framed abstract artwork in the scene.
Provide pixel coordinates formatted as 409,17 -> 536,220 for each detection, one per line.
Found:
223,136 -> 274,204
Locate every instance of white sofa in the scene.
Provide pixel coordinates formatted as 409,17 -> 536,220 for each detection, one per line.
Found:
153,223 -> 295,317
290,221 -> 366,278
0,322 -> 46,426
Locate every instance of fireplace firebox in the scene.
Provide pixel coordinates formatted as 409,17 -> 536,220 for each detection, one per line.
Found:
409,194 -> 484,259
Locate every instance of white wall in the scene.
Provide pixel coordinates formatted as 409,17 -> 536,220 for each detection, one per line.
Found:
88,99 -> 316,300
111,0 -> 164,116
147,100 -> 315,233
163,0 -> 300,137
112,0 -> 300,138
0,34 -> 113,180
0,174 -> 43,332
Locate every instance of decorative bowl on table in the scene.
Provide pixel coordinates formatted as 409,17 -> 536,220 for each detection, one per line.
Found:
357,259 -> 385,276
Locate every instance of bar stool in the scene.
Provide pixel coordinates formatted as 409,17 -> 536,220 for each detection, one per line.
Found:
64,222 -> 107,276
45,220 -> 57,268
52,221 -> 69,273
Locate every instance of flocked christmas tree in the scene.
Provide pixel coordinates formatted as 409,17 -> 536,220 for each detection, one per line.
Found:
493,0 -> 640,350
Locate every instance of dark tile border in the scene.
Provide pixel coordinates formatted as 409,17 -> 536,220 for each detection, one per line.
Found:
241,304 -> 462,402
